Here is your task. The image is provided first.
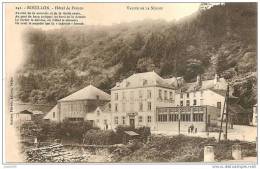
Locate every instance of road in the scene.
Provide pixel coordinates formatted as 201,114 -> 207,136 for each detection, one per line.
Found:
152,125 -> 257,142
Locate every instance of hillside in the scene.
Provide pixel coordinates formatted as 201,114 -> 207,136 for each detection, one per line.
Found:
15,3 -> 257,109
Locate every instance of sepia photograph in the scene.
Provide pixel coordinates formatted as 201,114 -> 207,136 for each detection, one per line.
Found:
2,1 -> 258,166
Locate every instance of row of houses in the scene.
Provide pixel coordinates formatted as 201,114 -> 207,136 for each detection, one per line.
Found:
39,71 -> 255,132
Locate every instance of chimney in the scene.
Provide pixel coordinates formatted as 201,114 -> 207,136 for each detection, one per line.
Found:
197,75 -> 202,86
214,74 -> 220,84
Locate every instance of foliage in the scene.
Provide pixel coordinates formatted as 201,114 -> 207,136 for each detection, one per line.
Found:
112,135 -> 256,162
58,120 -> 94,140
20,120 -> 95,143
16,3 -> 257,109
82,129 -> 117,145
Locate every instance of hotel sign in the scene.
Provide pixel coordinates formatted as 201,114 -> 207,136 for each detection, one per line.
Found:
127,112 -> 138,116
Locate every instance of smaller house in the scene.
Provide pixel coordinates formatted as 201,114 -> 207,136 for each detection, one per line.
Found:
85,103 -> 112,130
11,110 -> 33,126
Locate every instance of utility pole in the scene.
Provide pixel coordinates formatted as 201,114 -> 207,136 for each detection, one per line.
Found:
178,107 -> 181,135
225,85 -> 229,140
218,84 -> 229,142
218,99 -> 226,142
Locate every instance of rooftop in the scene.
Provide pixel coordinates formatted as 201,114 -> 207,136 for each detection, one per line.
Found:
112,71 -> 181,90
59,85 -> 110,102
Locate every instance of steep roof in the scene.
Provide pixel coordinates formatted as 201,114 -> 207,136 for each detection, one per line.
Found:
43,105 -> 58,120
176,77 -> 228,94
59,85 -> 110,102
112,71 -> 179,90
210,89 -> 238,99
13,110 -> 33,115
229,104 -> 249,114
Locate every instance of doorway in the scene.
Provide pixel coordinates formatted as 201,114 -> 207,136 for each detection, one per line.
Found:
130,118 -> 135,128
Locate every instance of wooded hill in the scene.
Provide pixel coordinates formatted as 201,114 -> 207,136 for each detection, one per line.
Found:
15,3 -> 257,110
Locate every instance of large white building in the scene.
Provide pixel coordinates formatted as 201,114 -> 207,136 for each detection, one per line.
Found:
110,72 -> 230,132
43,71 -> 249,132
111,71 -> 184,131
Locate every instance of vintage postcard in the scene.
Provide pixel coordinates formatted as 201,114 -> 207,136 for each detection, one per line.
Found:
2,1 -> 258,166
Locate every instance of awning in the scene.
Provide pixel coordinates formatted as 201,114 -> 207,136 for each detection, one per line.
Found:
124,131 -> 139,136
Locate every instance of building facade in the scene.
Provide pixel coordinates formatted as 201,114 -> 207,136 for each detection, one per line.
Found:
156,105 -> 220,132
110,72 -> 229,132
11,110 -> 33,126
44,85 -> 110,122
84,103 -> 112,130
110,71 -> 183,131
175,75 -> 228,118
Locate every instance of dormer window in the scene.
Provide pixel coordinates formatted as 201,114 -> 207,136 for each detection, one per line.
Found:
115,93 -> 118,101
126,81 -> 130,87
143,79 -> 148,86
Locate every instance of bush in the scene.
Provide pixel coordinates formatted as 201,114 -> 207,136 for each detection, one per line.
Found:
83,129 -> 116,145
57,120 -> 94,141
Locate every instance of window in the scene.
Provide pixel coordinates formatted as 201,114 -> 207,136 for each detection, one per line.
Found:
147,90 -> 152,99
186,100 -> 190,106
53,112 -> 55,118
115,103 -> 118,112
200,99 -> 204,105
97,110 -> 100,116
170,92 -> 173,100
180,93 -> 183,99
96,95 -> 100,100
115,93 -> 118,101
114,116 -> 118,124
122,103 -> 126,112
169,114 -> 179,121
143,79 -> 148,86
104,119 -> 107,125
164,91 -> 168,100
200,91 -> 203,97
180,101 -> 183,106
122,116 -> 125,125
158,114 -> 168,122
130,91 -> 134,101
139,90 -> 143,98
159,89 -> 162,99
147,102 -> 152,111
193,92 -> 196,97
147,116 -> 152,123
122,91 -> 125,100
217,102 -> 221,109
193,113 -> 204,122
193,99 -> 197,106
187,93 -> 189,98
180,114 -> 191,121
139,116 -> 143,123
139,102 -> 143,111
